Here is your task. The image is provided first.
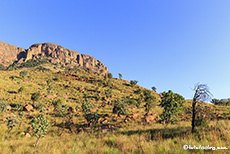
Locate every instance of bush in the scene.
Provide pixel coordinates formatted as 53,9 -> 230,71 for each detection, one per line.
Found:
18,87 -> 25,93
134,88 -> 142,94
9,76 -> 17,80
82,99 -> 100,127
6,115 -> 18,133
30,114 -> 50,146
52,99 -> 63,109
19,71 -> 28,78
113,99 -> 128,116
159,90 -> 185,124
31,92 -> 41,103
0,101 -> 9,112
107,73 -> 113,79
130,80 -> 138,86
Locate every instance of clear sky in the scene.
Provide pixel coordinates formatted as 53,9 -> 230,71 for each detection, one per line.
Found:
0,0 -> 229,100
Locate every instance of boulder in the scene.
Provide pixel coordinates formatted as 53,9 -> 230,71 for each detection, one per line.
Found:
24,105 -> 33,111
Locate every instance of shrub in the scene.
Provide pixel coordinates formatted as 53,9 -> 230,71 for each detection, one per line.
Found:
19,71 -> 28,79
107,73 -> 113,79
6,115 -> 18,133
0,101 -> 9,112
113,99 -> 128,116
30,114 -> 50,146
31,92 -> 41,103
82,99 -> 100,127
134,88 -> 142,94
159,90 -> 185,124
9,76 -> 16,80
18,86 -> 25,93
52,99 -> 63,109
130,80 -> 138,86
151,86 -> 156,92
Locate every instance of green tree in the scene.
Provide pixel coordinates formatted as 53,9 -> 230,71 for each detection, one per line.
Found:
160,90 -> 185,124
107,73 -> 113,79
113,99 -> 128,116
30,114 -> 50,146
130,80 -> 138,86
192,83 -> 212,133
82,99 -> 100,127
118,73 -> 122,79
151,86 -> 156,92
144,96 -> 156,114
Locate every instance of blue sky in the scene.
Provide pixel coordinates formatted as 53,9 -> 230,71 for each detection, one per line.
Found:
0,0 -> 229,100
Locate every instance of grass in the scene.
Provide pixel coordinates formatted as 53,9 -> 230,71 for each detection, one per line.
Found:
0,65 -> 230,153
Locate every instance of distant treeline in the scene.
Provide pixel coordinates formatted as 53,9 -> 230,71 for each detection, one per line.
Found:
211,98 -> 230,106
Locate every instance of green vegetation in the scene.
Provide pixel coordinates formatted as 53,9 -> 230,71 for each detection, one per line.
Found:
0,66 -> 229,153
30,114 -> 50,146
212,98 -> 230,106
19,71 -> 28,79
160,90 -> 185,124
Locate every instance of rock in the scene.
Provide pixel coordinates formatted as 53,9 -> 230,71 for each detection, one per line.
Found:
27,126 -> 33,133
24,105 -> 33,111
145,113 -> 156,123
60,133 -> 70,136
68,107 -> 76,113
25,133 -> 31,138
6,105 -> 11,111
0,41 -> 109,73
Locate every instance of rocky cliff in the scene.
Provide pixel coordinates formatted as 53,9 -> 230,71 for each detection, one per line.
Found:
0,41 -> 108,73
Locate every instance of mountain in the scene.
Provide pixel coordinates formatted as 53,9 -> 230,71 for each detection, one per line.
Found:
0,41 -> 108,73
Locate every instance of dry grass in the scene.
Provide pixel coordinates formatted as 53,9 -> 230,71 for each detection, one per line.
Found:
0,68 -> 230,154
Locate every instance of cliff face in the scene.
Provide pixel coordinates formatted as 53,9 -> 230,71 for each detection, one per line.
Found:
0,41 -> 108,73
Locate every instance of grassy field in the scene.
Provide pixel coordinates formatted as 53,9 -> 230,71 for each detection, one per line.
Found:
0,64 -> 229,154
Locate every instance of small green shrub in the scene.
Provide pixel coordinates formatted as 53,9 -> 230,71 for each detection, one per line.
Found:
18,86 -> 25,93
19,71 -> 28,79
0,101 -> 9,112
6,115 -> 18,133
31,92 -> 41,103
113,99 -> 128,116
30,114 -> 50,146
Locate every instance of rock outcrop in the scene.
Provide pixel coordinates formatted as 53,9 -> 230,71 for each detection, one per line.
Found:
0,41 -> 108,73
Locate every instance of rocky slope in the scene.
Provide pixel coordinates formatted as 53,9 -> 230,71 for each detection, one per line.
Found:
0,41 -> 108,73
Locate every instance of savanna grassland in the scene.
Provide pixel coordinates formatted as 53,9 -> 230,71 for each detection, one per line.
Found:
0,63 -> 230,154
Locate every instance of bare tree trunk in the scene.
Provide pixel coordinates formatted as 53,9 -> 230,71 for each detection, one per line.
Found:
192,100 -> 196,133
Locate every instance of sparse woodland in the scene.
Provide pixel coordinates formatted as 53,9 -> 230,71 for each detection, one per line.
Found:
0,62 -> 229,153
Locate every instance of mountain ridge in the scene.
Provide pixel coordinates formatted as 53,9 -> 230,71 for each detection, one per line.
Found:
0,41 -> 108,73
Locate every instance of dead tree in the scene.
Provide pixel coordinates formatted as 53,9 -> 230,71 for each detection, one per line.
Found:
192,83 -> 212,133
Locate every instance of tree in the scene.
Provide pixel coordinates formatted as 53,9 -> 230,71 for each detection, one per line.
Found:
82,99 -> 100,127
130,80 -> 138,86
143,90 -> 157,114
151,86 -> 156,92
159,90 -> 185,124
30,114 -> 50,146
107,73 -> 113,79
118,73 -> 122,79
113,99 -> 128,117
192,83 -> 212,133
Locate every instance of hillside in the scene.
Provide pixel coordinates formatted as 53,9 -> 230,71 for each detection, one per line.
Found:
0,65 -> 230,153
